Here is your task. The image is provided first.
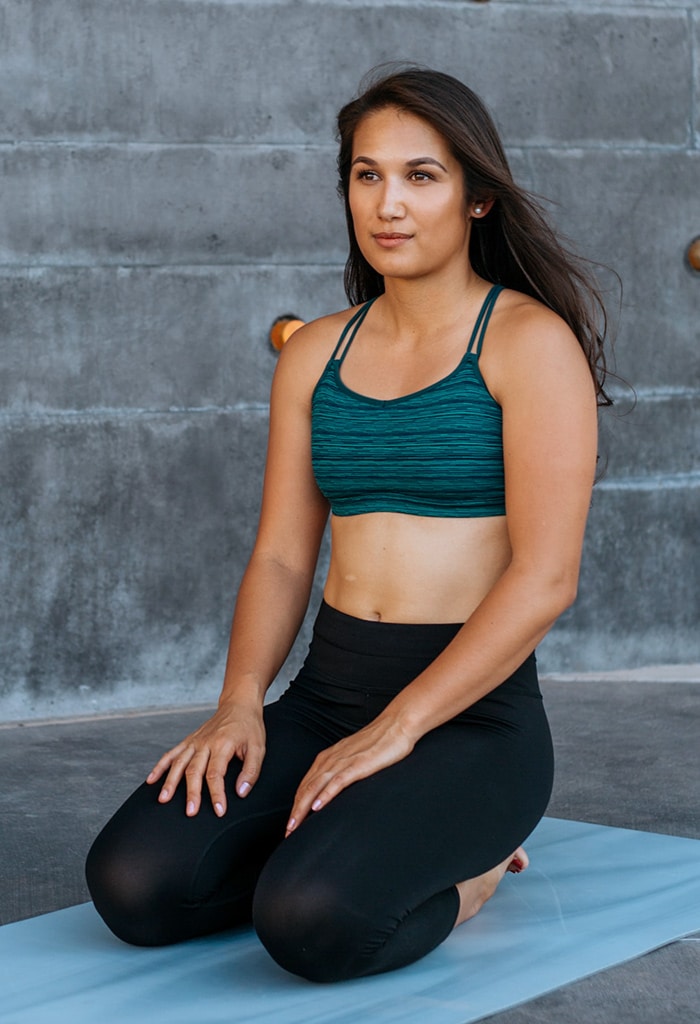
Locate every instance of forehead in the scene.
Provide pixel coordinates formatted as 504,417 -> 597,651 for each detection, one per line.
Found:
351,106 -> 453,162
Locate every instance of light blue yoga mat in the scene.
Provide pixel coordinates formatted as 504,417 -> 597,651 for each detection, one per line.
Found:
3,817 -> 700,1024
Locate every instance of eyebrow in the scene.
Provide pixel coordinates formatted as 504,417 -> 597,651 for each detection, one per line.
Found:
351,155 -> 448,172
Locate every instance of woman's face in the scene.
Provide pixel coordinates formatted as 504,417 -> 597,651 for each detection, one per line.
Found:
348,106 -> 474,284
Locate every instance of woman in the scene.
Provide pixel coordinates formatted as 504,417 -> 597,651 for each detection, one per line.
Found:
86,66 -> 610,982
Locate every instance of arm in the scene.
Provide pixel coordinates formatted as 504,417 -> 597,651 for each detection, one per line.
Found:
286,305 -> 598,832
148,324 -> 330,816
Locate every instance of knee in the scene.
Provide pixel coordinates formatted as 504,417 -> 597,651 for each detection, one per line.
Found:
85,830 -> 178,947
253,865 -> 371,983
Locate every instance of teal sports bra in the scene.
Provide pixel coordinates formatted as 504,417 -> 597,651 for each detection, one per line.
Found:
311,284 -> 506,518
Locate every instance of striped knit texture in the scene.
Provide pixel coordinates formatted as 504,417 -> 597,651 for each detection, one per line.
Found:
311,353 -> 506,518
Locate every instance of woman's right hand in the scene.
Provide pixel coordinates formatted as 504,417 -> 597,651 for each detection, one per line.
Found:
145,701 -> 266,817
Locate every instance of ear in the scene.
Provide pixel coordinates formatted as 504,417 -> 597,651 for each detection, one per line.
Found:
470,198 -> 495,219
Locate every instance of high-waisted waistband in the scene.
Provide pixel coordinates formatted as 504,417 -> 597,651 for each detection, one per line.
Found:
314,600 -> 463,656
295,600 -> 539,701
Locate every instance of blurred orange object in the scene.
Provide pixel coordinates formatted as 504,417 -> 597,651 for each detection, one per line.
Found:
687,238 -> 700,273
270,316 -> 305,351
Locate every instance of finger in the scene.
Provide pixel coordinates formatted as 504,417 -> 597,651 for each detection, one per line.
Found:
286,766 -> 339,837
184,750 -> 211,816
235,742 -> 266,800
284,771 -> 313,836
286,749 -> 380,836
305,769 -> 353,816
146,741 -> 189,784
155,744 -> 195,803
205,749 -> 235,817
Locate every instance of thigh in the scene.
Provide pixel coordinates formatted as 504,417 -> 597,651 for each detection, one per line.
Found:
261,701 -> 553,923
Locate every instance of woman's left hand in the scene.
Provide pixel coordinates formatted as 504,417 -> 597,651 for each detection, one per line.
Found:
285,715 -> 415,836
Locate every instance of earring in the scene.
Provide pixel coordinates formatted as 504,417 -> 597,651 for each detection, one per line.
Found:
474,205 -> 483,215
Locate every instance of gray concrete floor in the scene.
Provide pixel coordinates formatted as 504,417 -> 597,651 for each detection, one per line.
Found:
1,673 -> 699,1023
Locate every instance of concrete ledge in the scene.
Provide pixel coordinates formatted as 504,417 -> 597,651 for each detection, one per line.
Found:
543,663 -> 700,683
475,1 -> 685,7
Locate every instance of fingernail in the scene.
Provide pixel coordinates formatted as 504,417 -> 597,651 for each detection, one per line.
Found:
286,818 -> 296,833
238,781 -> 251,797
186,801 -> 195,816
214,802 -> 224,816
158,789 -> 169,802
146,771 -> 156,782
312,799 -> 322,811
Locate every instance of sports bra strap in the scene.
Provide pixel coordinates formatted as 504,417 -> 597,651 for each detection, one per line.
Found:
331,298 -> 378,364
331,287 -> 501,364
466,284 -> 503,358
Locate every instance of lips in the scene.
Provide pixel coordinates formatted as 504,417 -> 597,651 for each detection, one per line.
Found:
372,232 -> 413,248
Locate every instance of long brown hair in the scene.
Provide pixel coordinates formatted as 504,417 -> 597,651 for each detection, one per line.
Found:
337,65 -> 613,405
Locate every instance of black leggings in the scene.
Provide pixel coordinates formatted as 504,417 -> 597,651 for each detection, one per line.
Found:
86,602 -> 553,982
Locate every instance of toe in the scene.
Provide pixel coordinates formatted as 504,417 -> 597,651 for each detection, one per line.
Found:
507,846 -> 529,874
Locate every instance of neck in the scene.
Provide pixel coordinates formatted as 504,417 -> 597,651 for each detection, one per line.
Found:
378,266 -> 489,340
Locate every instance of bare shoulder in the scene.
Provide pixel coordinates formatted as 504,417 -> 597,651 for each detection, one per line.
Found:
483,288 -> 594,403
272,306 -> 362,393
491,289 -> 579,353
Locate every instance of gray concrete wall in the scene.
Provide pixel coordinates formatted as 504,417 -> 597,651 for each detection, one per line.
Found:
1,0 -> 698,719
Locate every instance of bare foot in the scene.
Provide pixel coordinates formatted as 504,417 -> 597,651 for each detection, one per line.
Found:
454,847 -> 529,928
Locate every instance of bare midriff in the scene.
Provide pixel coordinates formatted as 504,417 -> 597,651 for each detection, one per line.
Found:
323,512 -> 512,624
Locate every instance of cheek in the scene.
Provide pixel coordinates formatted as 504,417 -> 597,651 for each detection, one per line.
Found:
429,196 -> 468,236
446,191 -> 470,231
348,189 -> 366,229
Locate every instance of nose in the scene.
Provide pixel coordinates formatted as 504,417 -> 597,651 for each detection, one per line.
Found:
377,179 -> 405,221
